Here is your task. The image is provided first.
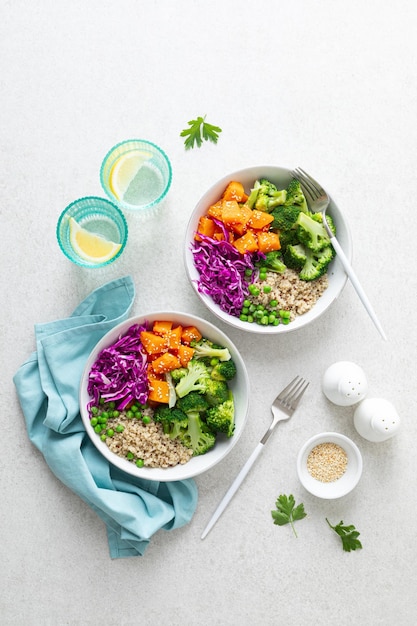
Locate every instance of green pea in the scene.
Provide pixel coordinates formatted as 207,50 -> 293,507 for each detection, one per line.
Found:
90,406 -> 99,415
247,315 -> 254,323
263,285 -> 272,293
100,434 -> 107,441
142,415 -> 151,424
243,299 -> 251,307
269,299 -> 278,308
210,357 -> 219,366
94,425 -> 102,434
241,306 -> 249,315
126,410 -> 134,419
248,284 -> 260,296
116,424 -> 125,433
136,459 -> 145,468
100,411 -> 109,419
126,451 -> 134,460
106,428 -> 114,437
130,404 -> 138,413
245,269 -> 253,277
90,417 -> 98,427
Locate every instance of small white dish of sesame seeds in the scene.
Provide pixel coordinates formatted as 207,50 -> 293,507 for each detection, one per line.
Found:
297,432 -> 362,499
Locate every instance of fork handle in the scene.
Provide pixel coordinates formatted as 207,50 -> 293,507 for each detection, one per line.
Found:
201,442 -> 265,539
329,235 -> 387,341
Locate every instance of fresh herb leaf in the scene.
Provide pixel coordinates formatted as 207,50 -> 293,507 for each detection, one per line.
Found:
326,518 -> 363,552
271,494 -> 307,537
180,115 -> 222,150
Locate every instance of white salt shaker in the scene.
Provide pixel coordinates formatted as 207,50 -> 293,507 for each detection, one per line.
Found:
322,361 -> 369,407
353,398 -> 400,442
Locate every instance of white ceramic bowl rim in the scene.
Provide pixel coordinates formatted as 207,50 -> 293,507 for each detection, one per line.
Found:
79,311 -> 250,482
184,165 -> 353,334
297,431 -> 363,499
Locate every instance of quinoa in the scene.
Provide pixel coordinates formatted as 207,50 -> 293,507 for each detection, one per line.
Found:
251,268 -> 328,321
104,410 -> 193,469
307,442 -> 348,482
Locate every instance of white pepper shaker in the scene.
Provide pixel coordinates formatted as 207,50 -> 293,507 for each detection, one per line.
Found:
322,361 -> 369,407
353,398 -> 400,442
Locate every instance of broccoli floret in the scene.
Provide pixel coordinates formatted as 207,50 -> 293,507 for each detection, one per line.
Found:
153,405 -> 189,438
206,395 -> 235,438
298,245 -> 334,281
284,242 -> 333,280
192,339 -> 231,362
174,359 -> 210,398
177,391 -> 210,414
211,359 -> 237,381
170,367 -> 188,383
175,392 -> 215,455
285,179 -> 308,211
295,211 -> 331,252
283,244 -> 307,270
179,412 -> 216,456
277,228 -> 299,250
258,250 -> 287,274
204,379 -> 230,406
311,211 -> 336,235
246,178 -> 287,212
270,204 -> 301,231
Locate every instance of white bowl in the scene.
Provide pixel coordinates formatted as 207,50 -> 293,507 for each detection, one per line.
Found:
297,432 -> 363,499
79,312 -> 250,482
184,165 -> 352,334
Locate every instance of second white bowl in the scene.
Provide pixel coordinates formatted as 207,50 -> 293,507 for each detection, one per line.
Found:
297,432 -> 363,499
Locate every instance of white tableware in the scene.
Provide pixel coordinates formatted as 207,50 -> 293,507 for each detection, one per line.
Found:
322,361 -> 369,406
353,398 -> 400,442
79,312 -> 250,482
293,167 -> 387,341
201,376 -> 309,539
184,165 -> 352,334
297,432 -> 362,499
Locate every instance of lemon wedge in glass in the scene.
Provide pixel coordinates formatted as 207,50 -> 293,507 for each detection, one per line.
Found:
109,150 -> 153,201
69,217 -> 122,264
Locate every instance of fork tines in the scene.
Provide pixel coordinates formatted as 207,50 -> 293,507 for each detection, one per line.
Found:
278,375 -> 309,410
292,167 -> 324,200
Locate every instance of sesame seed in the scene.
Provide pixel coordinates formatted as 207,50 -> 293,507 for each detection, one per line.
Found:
307,442 -> 348,482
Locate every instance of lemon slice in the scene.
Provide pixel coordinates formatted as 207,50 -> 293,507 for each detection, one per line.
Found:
69,217 -> 122,263
109,150 -> 153,200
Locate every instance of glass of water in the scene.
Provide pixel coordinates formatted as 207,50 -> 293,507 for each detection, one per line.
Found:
100,139 -> 172,212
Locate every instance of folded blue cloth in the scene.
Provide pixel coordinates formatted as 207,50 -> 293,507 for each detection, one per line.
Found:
13,276 -> 198,558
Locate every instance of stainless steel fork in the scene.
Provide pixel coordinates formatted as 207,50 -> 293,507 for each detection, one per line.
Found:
201,376 -> 309,539
292,167 -> 387,341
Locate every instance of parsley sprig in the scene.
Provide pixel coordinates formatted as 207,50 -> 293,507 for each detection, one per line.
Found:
180,115 -> 222,150
271,494 -> 307,537
326,518 -> 363,552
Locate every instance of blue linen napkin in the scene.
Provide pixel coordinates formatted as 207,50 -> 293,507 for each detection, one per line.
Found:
13,276 -> 198,558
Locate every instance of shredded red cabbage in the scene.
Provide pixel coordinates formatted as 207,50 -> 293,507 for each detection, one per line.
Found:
192,223 -> 260,316
87,322 -> 150,412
